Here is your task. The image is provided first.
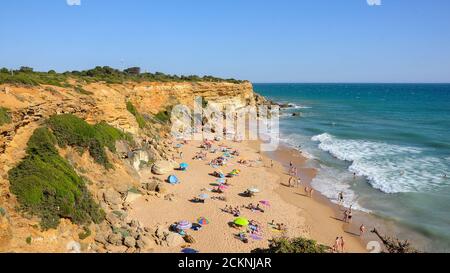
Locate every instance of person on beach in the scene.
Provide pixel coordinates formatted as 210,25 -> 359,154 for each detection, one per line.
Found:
297,177 -> 301,187
288,176 -> 295,187
271,160 -> 274,168
347,207 -> 353,223
332,237 -> 340,253
338,192 -> 344,205
360,224 -> 366,237
343,209 -> 349,223
179,151 -> 183,159
340,237 -> 345,253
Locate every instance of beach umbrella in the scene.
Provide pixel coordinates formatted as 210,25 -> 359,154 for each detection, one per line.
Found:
197,217 -> 210,225
259,200 -> 270,207
198,193 -> 209,200
248,187 -> 260,193
218,185 -> 228,191
216,178 -> 226,184
180,162 -> 188,170
176,220 -> 192,230
168,175 -> 179,184
233,217 -> 249,227
181,248 -> 199,253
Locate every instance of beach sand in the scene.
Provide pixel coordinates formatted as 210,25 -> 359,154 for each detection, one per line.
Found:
128,138 -> 367,253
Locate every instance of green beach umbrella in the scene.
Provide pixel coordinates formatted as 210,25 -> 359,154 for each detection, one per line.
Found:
233,217 -> 249,227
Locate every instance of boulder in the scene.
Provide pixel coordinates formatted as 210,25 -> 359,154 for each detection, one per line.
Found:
104,189 -> 122,206
151,160 -> 175,175
165,233 -> 184,247
125,192 -> 142,203
124,236 -> 136,248
94,233 -> 108,245
105,212 -> 121,226
107,233 -> 123,246
144,181 -> 167,194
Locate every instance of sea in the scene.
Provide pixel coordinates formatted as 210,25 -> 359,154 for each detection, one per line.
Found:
254,83 -> 450,252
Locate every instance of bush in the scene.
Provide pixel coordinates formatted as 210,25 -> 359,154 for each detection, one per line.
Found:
47,114 -> 132,168
126,101 -> 146,128
154,109 -> 171,123
78,226 -> 92,240
0,107 -> 11,126
252,237 -> 330,253
8,127 -> 105,230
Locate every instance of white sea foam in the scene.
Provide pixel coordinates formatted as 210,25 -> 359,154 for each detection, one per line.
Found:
311,133 -> 450,193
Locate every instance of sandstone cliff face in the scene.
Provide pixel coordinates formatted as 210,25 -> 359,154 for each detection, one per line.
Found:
0,80 -> 261,253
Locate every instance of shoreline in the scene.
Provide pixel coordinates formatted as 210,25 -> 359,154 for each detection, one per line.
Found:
254,142 -> 370,252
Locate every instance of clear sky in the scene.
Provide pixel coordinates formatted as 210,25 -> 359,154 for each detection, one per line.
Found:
1,0 -> 450,83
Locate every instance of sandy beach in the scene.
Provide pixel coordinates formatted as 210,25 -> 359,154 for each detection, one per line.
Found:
128,138 -> 367,253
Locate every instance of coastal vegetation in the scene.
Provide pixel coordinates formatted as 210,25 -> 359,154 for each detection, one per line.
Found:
126,101 -> 146,128
8,127 -> 105,230
252,237 -> 330,253
0,107 -> 11,126
154,108 -> 171,123
0,66 -> 244,87
46,114 -> 132,169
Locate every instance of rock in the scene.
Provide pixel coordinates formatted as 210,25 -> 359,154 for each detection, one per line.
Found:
124,236 -> 136,248
66,241 -> 81,253
94,233 -> 108,245
125,192 -> 142,203
104,189 -> 123,206
164,193 -> 175,201
106,245 -> 128,253
107,233 -> 123,246
151,160 -> 175,175
114,184 -> 130,194
165,233 -> 185,247
105,212 -> 121,226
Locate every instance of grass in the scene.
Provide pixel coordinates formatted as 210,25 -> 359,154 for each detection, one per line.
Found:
154,109 -> 171,123
8,127 -> 105,230
78,226 -> 92,240
126,101 -> 146,128
0,107 -> 11,126
46,114 -> 132,169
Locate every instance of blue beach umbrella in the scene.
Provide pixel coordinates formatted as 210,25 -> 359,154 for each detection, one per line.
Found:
216,178 -> 226,184
180,162 -> 188,170
198,193 -> 210,200
181,248 -> 199,253
168,175 -> 179,184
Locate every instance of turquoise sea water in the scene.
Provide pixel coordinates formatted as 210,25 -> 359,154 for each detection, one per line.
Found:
254,83 -> 450,252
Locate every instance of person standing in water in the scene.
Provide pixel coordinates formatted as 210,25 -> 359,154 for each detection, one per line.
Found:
338,192 -> 344,205
360,224 -> 366,237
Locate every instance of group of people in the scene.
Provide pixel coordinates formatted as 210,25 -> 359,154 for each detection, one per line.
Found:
332,236 -> 346,253
223,205 -> 241,217
245,203 -> 265,213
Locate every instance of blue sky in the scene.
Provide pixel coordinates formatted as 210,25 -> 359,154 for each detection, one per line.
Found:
1,0 -> 449,83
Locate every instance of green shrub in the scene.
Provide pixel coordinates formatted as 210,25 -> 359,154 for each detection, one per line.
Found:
154,109 -> 171,123
46,114 -> 132,168
252,237 -> 330,253
26,236 -> 32,245
78,226 -> 92,240
8,127 -> 105,230
126,101 -> 146,128
0,107 -> 11,126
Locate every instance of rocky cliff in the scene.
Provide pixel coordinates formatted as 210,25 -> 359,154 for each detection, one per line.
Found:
0,80 -> 262,253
